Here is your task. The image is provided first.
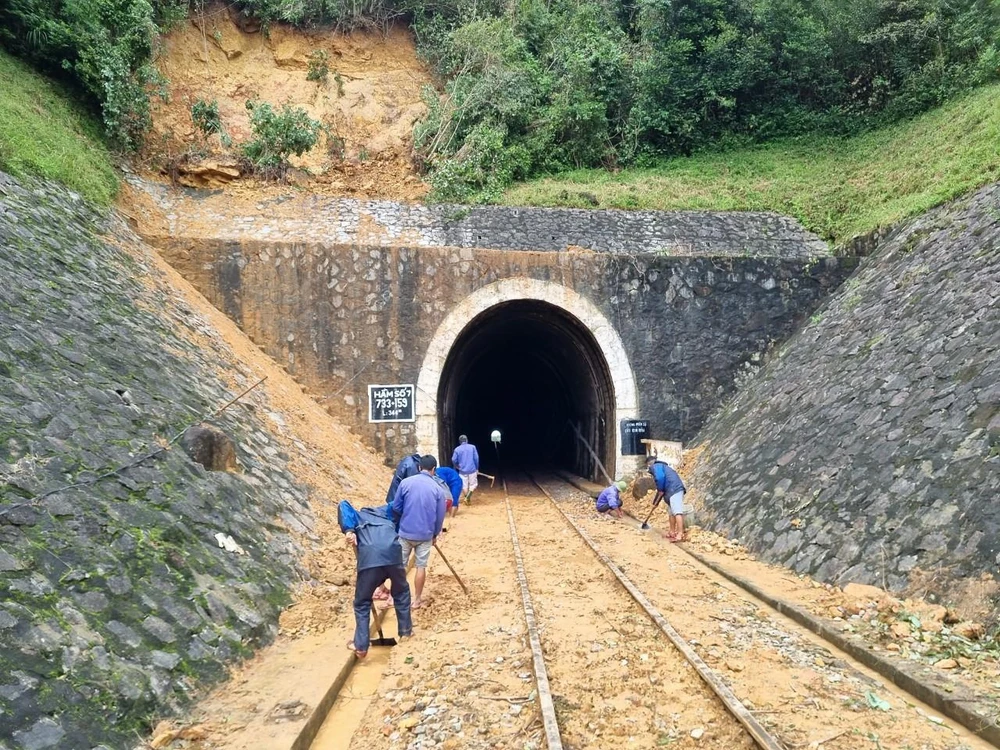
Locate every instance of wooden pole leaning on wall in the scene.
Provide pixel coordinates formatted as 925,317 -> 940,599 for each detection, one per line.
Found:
568,420 -> 615,485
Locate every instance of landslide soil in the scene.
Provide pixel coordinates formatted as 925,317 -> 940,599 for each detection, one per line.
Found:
111,217 -> 393,748
141,4 -> 431,201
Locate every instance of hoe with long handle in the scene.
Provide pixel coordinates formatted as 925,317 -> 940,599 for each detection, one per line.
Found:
433,542 -> 469,596
641,491 -> 664,530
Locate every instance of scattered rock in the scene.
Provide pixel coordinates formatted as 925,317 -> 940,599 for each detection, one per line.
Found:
933,658 -> 959,670
181,423 -> 239,472
842,583 -> 892,603
890,621 -> 911,639
176,162 -> 240,190
952,621 -> 985,640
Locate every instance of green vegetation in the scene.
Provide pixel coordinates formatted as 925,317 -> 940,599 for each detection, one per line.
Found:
406,0 -> 1000,200
503,84 -> 1000,243
306,48 -> 330,82
0,0 -> 185,150
236,0 -> 398,26
0,49 -> 118,206
191,98 -> 223,137
240,100 -> 322,176
4,0 -> 1000,202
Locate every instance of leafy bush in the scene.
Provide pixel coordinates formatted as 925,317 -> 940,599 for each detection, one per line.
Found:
306,49 -> 330,82
191,98 -> 223,136
0,0 -> 185,150
426,122 -> 531,202
240,100 -> 321,176
234,0 -> 402,27
2,0 -> 998,183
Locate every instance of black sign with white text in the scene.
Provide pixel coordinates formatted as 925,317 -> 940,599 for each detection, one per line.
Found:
368,384 -> 415,423
620,419 -> 650,455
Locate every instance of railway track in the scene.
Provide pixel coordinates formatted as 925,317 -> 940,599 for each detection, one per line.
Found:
504,472 -> 991,750
502,473 -> 770,750
309,472 -> 988,750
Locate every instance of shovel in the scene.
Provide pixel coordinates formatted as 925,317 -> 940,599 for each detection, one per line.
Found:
640,491 -> 664,530
369,610 -> 397,647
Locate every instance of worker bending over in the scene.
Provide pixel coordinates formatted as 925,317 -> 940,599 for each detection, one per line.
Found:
596,480 -> 628,519
435,464 -> 464,520
338,501 -> 412,659
646,455 -> 688,541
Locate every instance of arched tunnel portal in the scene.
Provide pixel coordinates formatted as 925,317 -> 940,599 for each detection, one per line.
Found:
415,280 -> 639,483
439,300 -> 615,478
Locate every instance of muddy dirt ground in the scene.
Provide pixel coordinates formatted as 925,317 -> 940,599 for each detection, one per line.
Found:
539,477 -> 985,750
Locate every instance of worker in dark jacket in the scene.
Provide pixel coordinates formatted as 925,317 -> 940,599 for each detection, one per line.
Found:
339,501 -> 412,658
385,452 -> 422,505
647,455 -> 688,542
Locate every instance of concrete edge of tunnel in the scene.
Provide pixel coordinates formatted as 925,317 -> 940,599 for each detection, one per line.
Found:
550,471 -> 1000,749
289,607 -> 391,750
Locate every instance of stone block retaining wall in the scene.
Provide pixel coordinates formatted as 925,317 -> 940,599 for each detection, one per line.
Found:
0,173 -> 318,748
689,182 -> 1000,594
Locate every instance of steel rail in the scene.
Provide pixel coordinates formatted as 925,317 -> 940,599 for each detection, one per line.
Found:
502,479 -> 565,750
525,473 -> 786,750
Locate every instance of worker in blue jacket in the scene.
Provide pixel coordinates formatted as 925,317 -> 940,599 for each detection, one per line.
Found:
435,465 -> 464,519
373,452 -> 421,606
646,455 -> 688,542
338,500 -> 412,658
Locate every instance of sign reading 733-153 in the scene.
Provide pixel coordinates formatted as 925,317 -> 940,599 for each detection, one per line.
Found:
368,384 -> 415,423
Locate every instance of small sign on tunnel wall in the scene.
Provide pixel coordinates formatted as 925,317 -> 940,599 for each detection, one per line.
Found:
620,419 -> 650,455
368,384 -> 415,423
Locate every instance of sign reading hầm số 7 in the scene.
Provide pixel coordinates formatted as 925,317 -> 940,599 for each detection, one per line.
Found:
368,384 -> 415,423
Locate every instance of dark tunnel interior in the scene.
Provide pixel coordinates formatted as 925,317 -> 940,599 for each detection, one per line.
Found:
437,300 -> 615,481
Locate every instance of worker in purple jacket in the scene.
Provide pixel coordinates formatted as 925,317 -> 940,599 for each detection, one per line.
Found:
451,434 -> 480,505
596,481 -> 628,519
392,454 -> 448,609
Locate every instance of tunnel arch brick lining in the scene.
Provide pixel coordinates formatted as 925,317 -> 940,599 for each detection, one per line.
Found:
415,278 -> 641,479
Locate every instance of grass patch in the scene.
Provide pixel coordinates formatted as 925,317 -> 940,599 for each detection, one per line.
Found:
503,84 -> 1000,245
0,49 -> 118,206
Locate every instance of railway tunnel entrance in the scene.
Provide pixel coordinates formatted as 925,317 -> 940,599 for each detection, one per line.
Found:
437,300 -> 616,480
415,278 -> 640,483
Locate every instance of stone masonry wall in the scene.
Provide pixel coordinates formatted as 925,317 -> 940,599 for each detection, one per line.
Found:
152,238 -> 856,465
129,177 -> 828,258
0,173 -> 321,749
688,182 -> 1000,594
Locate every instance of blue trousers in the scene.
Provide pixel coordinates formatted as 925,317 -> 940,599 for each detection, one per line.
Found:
353,564 -> 412,651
